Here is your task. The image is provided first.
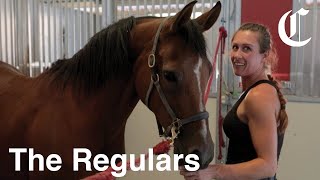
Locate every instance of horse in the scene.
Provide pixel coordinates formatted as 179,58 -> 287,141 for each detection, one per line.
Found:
0,1 -> 221,179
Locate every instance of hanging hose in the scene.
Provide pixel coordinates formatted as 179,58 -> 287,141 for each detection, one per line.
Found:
204,26 -> 227,160
204,27 -> 227,104
217,27 -> 227,160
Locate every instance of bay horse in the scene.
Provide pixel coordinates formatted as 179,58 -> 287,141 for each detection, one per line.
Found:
0,1 -> 221,179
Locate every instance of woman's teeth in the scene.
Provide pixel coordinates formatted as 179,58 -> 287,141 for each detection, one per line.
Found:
234,62 -> 245,66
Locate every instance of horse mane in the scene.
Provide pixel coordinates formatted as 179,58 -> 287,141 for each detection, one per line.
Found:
43,16 -> 209,94
44,16 -> 136,94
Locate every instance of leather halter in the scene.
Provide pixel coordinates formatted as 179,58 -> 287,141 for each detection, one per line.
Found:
144,18 -> 209,140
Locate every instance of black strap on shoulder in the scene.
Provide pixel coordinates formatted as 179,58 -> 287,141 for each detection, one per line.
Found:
250,79 -> 277,90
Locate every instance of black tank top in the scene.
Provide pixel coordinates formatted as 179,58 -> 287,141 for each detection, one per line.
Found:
223,80 -> 284,180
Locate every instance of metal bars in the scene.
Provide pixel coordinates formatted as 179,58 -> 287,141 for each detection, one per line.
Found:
0,0 -> 106,76
0,0 -> 219,80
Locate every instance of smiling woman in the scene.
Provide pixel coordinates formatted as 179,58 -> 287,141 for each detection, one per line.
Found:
180,23 -> 288,180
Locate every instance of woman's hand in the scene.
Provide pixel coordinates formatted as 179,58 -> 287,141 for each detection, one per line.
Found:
179,165 -> 216,180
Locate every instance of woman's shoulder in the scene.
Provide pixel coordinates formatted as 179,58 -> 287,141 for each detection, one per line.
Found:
243,83 -> 280,117
247,82 -> 278,99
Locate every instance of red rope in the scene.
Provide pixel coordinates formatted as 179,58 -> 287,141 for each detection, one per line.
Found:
204,26 -> 227,160
204,27 -> 227,104
84,140 -> 172,180
217,27 -> 227,160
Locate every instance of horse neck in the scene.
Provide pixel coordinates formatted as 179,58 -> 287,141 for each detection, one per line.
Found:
94,78 -> 139,126
83,77 -> 139,155
40,74 -> 139,155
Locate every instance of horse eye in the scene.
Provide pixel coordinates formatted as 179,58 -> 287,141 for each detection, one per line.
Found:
163,70 -> 180,83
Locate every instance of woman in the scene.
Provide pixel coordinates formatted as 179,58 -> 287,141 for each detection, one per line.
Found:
180,23 -> 288,180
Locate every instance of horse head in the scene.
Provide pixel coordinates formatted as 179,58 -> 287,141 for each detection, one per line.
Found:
132,1 -> 221,168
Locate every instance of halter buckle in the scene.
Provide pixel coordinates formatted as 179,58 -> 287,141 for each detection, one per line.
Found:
171,118 -> 181,140
148,54 -> 156,68
151,74 -> 159,83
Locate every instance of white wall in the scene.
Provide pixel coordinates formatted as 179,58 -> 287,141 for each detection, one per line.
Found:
122,98 -> 320,180
277,101 -> 320,180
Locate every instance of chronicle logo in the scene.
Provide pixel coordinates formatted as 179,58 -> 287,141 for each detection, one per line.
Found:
278,8 -> 311,47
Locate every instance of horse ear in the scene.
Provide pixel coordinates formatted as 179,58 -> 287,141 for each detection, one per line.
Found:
170,0 -> 197,31
195,1 -> 221,32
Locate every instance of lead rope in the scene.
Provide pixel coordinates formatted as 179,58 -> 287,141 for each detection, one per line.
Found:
83,140 -> 171,180
217,27 -> 227,160
204,26 -> 227,160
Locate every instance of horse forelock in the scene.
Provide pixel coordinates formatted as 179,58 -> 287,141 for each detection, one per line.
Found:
178,20 -> 209,61
133,16 -> 209,61
44,16 -> 137,94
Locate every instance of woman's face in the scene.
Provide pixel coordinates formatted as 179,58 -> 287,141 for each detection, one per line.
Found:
230,30 -> 266,77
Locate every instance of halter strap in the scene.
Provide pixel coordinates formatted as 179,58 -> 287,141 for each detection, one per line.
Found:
145,18 -> 168,107
144,17 -> 209,139
164,111 -> 209,137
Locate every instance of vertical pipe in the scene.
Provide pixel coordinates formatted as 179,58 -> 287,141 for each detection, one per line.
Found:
71,0 -> 76,54
27,0 -> 34,76
83,0 -> 88,44
160,0 -> 163,17
95,0 -> 100,33
120,0 -> 124,19
77,0 -> 82,49
47,0 -> 51,67
21,0 -> 28,73
40,0 -> 44,71
58,0 -> 63,60
41,0 -> 46,70
144,0 -> 147,16
6,0 -> 11,65
0,0 -> 3,61
104,0 -> 114,26
33,0 -> 40,74
3,0 -> 8,62
310,1 -> 318,96
168,0 -> 171,16
128,0 -> 132,16
52,0 -> 56,63
74,0 -> 78,53
17,0 -> 22,68
10,0 -> 15,66
201,0 -> 205,17
290,0 -> 299,96
136,0 -> 140,16
0,0 -> 2,61
89,0 -> 94,37
62,0 -> 67,59
66,1 -> 72,58
176,0 -> 179,14
151,0 -> 155,16
64,0 -> 70,58
102,0 -> 107,27
7,0 -> 11,64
